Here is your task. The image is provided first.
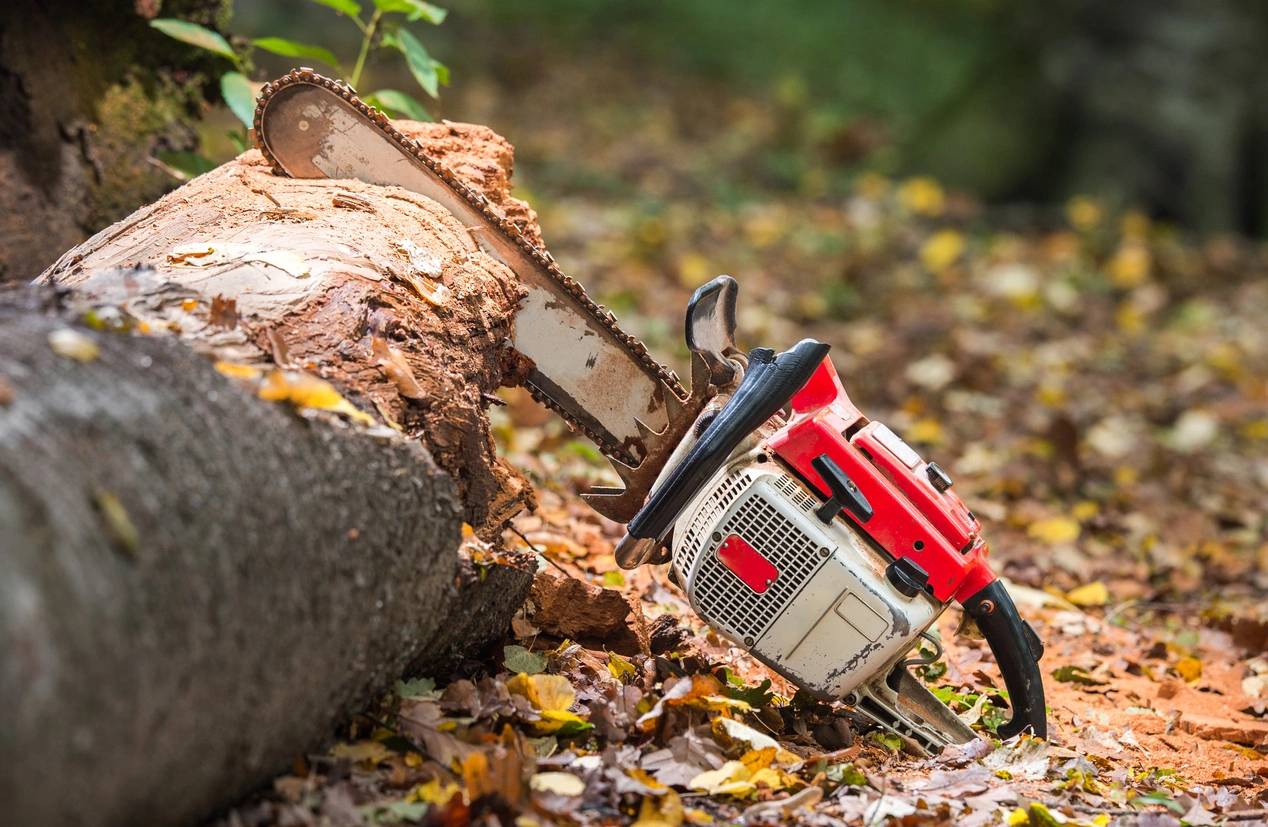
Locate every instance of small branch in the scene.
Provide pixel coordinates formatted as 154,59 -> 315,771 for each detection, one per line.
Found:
349,9 -> 382,89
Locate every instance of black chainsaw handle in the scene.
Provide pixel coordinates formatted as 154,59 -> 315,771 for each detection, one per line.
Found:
962,579 -> 1047,739
626,338 -> 830,542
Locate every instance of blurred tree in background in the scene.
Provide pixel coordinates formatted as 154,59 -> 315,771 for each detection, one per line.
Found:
3,0 -> 1265,285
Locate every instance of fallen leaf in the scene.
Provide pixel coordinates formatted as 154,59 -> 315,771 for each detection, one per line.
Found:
504,645 -> 547,675
214,361 -> 262,380
48,328 -> 100,362
94,490 -> 139,557
209,294 -> 238,328
608,653 -> 638,682
258,369 -> 373,425
331,741 -> 391,766
506,673 -> 592,735
1066,581 -> 1110,607
633,788 -> 685,827
1175,656 -> 1202,683
1052,665 -> 1109,686
1028,516 -> 1081,545
530,772 -> 584,796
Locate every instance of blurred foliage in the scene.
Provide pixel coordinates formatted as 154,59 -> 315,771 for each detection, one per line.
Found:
151,0 -> 451,177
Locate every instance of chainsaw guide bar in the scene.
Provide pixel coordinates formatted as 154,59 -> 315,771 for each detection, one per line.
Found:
253,69 -> 708,521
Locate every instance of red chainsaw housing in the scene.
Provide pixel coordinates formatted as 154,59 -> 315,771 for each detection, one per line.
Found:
766,356 -> 996,604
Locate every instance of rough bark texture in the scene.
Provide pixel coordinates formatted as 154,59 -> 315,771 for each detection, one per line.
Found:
0,0 -> 230,280
38,121 -> 538,531
5,119 -> 546,824
0,287 -> 533,827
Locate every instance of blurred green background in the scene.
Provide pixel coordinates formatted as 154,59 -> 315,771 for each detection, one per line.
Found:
231,0 -> 1268,236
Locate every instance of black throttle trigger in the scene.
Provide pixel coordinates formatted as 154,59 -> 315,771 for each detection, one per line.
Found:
810,454 -> 873,524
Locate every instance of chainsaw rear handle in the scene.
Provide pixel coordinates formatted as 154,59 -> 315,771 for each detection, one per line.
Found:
962,579 -> 1047,739
625,339 -> 831,543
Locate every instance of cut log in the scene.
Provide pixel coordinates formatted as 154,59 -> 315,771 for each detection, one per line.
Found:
4,120 -> 545,825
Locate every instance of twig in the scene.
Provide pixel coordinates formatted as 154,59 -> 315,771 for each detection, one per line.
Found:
510,524 -> 570,577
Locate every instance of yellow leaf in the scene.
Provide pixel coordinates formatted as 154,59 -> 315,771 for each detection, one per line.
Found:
536,709 -> 589,734
689,761 -> 746,794
1065,581 -> 1109,607
1028,516 -> 1081,545
1108,243 -> 1151,288
530,772 -> 585,796
48,328 -> 100,362
507,673 -> 576,712
633,788 -> 685,827
919,229 -> 965,274
214,361 -> 262,380
409,778 -> 459,805
1175,656 -> 1202,683
1007,806 -> 1029,826
676,252 -> 712,288
1071,500 -> 1100,521
608,653 -> 638,682
330,741 -> 391,766
1065,196 -> 1102,231
907,418 -> 944,446
898,177 -> 945,216
258,370 -> 373,425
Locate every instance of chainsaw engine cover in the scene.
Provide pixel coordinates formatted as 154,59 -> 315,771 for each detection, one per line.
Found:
672,457 -> 942,699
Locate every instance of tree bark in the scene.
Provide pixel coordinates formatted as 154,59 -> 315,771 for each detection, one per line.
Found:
5,120 -> 543,825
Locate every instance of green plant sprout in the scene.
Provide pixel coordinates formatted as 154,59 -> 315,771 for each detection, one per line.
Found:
150,0 -> 448,177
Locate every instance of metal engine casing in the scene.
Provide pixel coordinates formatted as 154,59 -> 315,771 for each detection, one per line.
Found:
671,457 -> 943,700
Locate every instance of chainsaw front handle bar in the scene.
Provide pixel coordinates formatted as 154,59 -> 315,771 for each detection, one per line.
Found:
626,339 -> 831,543
962,579 -> 1047,739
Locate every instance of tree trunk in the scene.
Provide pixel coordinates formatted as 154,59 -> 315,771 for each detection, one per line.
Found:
5,120 -> 542,825
0,0 -> 231,280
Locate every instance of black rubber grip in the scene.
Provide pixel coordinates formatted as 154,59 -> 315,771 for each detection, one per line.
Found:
963,579 -> 1047,739
626,339 -> 830,541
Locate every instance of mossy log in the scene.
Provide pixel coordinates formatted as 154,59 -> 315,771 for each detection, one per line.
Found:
3,120 -> 541,825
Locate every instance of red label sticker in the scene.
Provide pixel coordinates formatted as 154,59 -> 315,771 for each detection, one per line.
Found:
716,534 -> 779,594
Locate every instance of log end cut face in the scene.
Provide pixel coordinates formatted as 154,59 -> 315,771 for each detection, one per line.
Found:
37,121 -> 544,531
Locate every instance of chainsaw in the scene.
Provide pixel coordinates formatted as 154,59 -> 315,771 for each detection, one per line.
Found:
254,70 -> 1046,753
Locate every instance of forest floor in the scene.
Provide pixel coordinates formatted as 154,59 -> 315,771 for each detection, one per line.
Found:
219,72 -> 1268,826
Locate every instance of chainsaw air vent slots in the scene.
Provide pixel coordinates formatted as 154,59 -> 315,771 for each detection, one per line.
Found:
255,70 -> 1048,754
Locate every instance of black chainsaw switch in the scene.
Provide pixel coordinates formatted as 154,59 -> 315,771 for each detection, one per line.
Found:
886,558 -> 930,598
811,454 -> 873,524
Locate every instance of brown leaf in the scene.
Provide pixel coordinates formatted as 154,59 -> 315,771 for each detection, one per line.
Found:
209,294 -> 238,329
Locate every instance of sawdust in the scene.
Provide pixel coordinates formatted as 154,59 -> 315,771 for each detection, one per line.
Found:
39,121 -> 542,529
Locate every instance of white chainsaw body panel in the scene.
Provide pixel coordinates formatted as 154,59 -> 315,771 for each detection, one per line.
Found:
672,459 -> 943,699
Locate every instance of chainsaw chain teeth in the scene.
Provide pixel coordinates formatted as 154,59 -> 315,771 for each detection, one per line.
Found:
254,70 -> 686,467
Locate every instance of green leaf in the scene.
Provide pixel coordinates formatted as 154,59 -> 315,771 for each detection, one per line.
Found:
253,37 -> 340,68
155,150 -> 216,181
825,763 -> 868,787
867,730 -> 904,752
364,89 -> 431,121
308,0 -> 363,17
220,72 -> 257,127
723,676 -> 774,707
503,644 -> 547,675
149,19 -> 236,61
373,0 -> 447,23
1051,665 -> 1109,686
384,28 -> 446,98
396,676 -> 439,699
